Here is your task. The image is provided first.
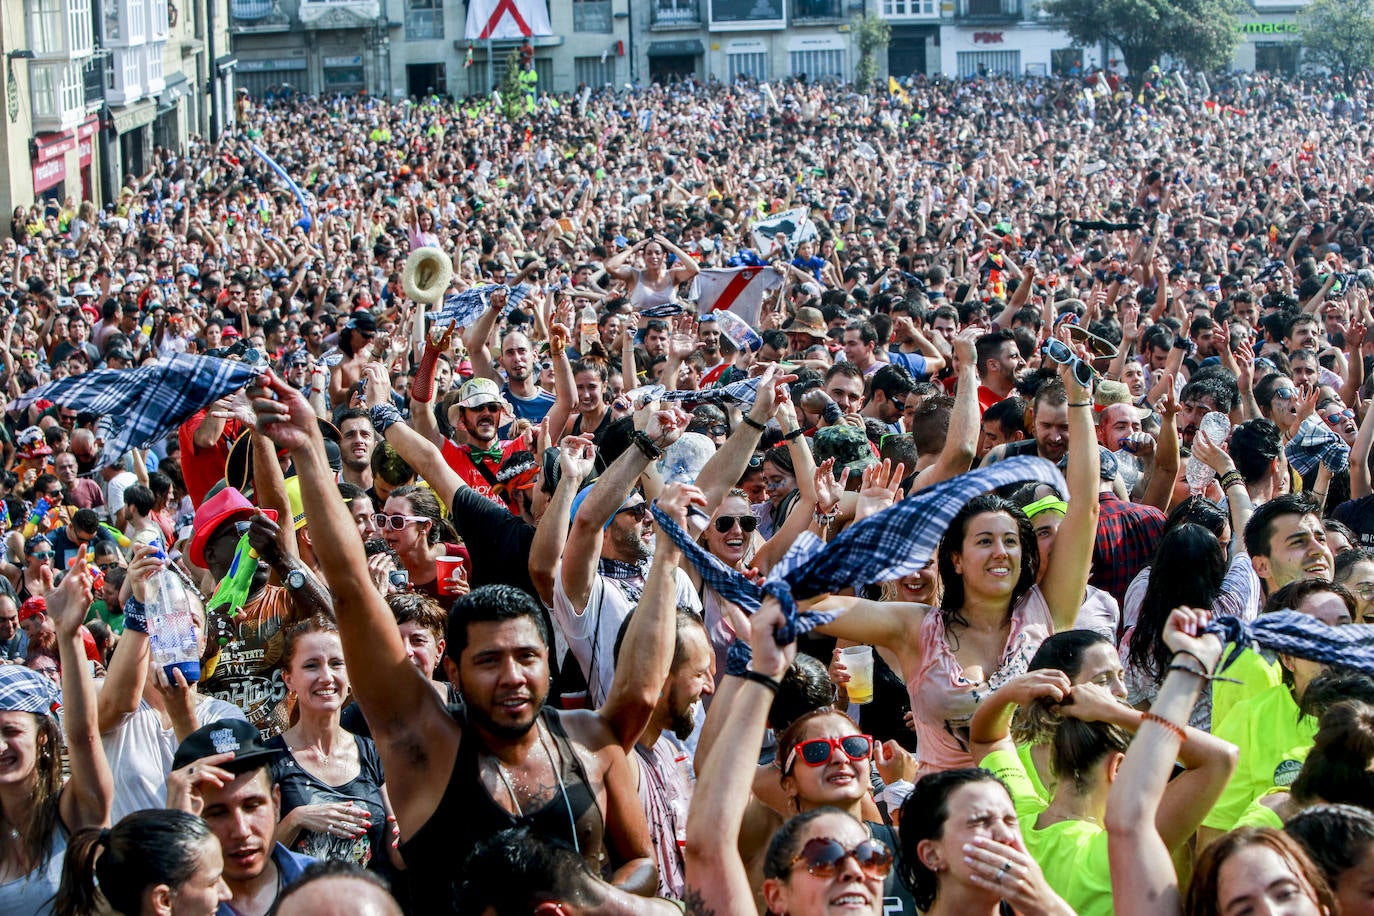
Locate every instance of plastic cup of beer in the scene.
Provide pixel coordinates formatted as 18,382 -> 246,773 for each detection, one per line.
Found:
435,555 -> 466,595
839,646 -> 875,705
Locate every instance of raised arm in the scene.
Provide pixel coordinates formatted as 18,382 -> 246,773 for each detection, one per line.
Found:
684,597 -> 795,916
540,322 -> 576,441
250,371 -> 459,834
600,485 -> 692,752
462,288 -> 506,384
366,362 -> 462,505
96,547 -> 162,734
1106,608 -> 1230,916
692,364 -> 791,513
911,327 -> 980,490
49,558 -> 112,832
528,436 -> 596,606
1039,361 -> 1100,631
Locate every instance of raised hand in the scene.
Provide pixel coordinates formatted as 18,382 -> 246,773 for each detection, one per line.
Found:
656,482 -> 707,531
1161,606 -> 1223,674
249,372 -> 317,451
749,595 -> 797,680
645,406 -> 691,448
854,458 -> 906,523
362,362 -> 390,409
46,553 -> 93,639
813,458 -> 848,514
953,326 -> 980,368
558,435 -> 597,485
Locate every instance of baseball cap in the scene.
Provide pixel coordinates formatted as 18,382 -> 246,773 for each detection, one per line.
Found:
173,718 -> 283,774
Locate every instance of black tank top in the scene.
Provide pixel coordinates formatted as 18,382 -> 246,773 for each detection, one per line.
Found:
397,707 -> 606,913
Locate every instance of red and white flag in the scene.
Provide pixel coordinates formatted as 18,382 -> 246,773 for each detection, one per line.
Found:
465,0 -> 552,40
696,267 -> 783,328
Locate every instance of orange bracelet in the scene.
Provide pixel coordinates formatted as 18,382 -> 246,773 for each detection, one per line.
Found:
1142,711 -> 1186,742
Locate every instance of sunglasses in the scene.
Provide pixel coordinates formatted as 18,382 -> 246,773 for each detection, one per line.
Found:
789,837 -> 893,881
713,514 -> 759,534
615,503 -> 650,522
1274,387 -> 1298,401
467,403 -> 502,414
29,551 -> 54,559
1041,338 -> 1094,387
371,513 -> 430,530
785,734 -> 874,772
43,490 -> 62,499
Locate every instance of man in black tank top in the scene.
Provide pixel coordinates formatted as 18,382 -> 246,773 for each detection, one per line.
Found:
264,375 -> 662,913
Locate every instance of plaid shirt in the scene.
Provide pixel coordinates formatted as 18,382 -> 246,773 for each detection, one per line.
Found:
1091,491 -> 1166,607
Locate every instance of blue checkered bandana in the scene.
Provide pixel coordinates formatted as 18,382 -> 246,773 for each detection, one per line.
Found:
1209,611 -> 1374,678
0,665 -> 61,717
11,354 -> 257,469
1286,415 -> 1350,477
428,283 -> 535,329
628,377 -> 776,410
651,456 -> 1068,644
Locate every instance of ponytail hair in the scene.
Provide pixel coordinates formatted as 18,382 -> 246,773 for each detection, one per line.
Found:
54,809 -> 214,916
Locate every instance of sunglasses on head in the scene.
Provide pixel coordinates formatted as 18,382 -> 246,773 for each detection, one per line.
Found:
785,734 -> 874,772
371,513 -> 429,530
713,514 -> 759,534
1041,338 -> 1094,388
615,503 -> 650,522
789,837 -> 893,881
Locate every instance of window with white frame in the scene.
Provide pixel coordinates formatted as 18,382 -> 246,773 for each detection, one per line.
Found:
68,0 -> 92,55
150,0 -> 169,39
30,61 -> 82,121
882,0 -> 937,15
146,44 -> 165,88
727,51 -> 767,81
405,0 -> 443,40
28,0 -> 64,56
102,4 -> 121,42
788,48 -> 845,80
128,0 -> 147,42
59,62 -> 81,111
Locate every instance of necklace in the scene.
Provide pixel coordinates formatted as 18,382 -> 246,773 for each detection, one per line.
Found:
493,721 -> 557,818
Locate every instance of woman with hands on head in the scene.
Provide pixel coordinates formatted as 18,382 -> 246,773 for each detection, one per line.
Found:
686,596 -> 899,916
603,235 -> 700,313
0,555 -> 111,915
808,360 -> 1101,775
967,626 -> 1237,916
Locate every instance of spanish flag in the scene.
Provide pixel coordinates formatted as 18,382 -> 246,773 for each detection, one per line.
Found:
889,76 -> 910,106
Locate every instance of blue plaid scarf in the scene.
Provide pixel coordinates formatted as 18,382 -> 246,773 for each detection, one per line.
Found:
652,456 -> 1068,646
11,354 -> 257,469
428,283 -> 535,329
1286,416 -> 1350,477
1209,611 -> 1374,678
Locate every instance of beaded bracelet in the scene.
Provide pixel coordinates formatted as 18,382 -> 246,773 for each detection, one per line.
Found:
1142,711 -> 1186,742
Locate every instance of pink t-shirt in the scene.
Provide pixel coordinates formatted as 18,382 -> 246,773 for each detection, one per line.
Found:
908,586 -> 1053,775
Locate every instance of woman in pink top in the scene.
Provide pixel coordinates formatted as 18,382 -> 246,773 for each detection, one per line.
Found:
814,366 -> 1099,774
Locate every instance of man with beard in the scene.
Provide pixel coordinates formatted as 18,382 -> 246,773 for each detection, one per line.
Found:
552,406 -> 705,707
606,483 -> 713,899
982,378 -> 1070,465
438,377 -> 528,512
696,314 -> 730,387
972,328 -> 1027,413
334,408 -> 375,490
465,292 -> 559,425
250,372 -> 659,911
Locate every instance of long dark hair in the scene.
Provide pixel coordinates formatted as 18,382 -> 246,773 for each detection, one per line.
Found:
898,768 -> 1011,911
0,713 -> 63,887
54,809 -> 214,915
937,495 -> 1037,626
1128,523 -> 1226,682
388,483 -> 458,545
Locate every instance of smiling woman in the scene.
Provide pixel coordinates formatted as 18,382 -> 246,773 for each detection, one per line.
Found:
267,616 -> 401,882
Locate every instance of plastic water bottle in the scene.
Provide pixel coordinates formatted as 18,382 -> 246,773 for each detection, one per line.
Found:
1185,411 -> 1232,495
710,309 -> 763,353
579,304 -> 598,352
146,541 -> 201,684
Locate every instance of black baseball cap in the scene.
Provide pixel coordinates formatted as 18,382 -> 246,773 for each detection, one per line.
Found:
173,719 -> 282,774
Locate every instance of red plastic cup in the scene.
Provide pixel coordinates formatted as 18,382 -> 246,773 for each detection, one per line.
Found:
435,555 -> 467,595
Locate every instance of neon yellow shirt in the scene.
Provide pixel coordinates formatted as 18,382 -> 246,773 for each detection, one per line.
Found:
1235,794 -> 1286,830
1210,647 -> 1281,730
1202,683 -> 1316,831
981,748 -> 1113,916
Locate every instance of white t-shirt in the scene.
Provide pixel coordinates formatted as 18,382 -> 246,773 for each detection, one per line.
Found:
101,694 -> 246,823
552,566 -> 702,707
103,470 -> 139,524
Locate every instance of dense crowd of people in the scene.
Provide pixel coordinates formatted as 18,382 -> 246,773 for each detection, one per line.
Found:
0,66 -> 1372,915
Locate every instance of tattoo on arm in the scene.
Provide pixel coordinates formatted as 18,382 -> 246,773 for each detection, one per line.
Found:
683,887 -> 717,916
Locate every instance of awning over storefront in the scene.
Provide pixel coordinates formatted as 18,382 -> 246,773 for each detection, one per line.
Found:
111,99 -> 158,135
648,40 -> 705,56
158,72 -> 191,112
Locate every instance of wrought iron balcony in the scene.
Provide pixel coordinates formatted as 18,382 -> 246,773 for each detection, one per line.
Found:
651,0 -> 701,26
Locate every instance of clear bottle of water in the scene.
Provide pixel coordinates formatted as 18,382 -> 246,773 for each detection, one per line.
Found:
710,310 -> 763,353
1185,411 -> 1232,495
146,542 -> 201,684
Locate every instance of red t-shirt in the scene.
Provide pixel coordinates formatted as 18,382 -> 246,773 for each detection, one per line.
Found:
179,410 -> 244,507
440,438 -> 526,513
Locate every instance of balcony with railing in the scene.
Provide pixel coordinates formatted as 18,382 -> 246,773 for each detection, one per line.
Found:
881,0 -> 939,18
955,0 -> 1022,20
231,0 -> 276,19
651,0 -> 701,27
573,0 -> 613,31
792,0 -> 844,20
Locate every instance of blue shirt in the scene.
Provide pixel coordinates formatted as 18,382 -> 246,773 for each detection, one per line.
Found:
888,350 -> 930,379
217,844 -> 315,915
502,384 -> 556,424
